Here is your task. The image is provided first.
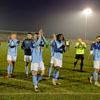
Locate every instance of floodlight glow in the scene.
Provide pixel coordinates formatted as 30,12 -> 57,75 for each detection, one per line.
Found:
83,8 -> 92,15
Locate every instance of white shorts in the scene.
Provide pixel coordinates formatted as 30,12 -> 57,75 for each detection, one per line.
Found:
31,61 -> 45,71
24,55 -> 32,62
94,61 -> 100,69
7,55 -> 17,62
90,50 -> 93,55
50,57 -> 62,68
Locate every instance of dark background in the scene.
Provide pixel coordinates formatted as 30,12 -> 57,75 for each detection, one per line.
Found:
0,0 -> 100,40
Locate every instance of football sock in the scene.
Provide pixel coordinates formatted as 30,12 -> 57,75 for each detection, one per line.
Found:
93,72 -> 98,83
11,66 -> 14,74
53,68 -> 57,80
32,75 -> 37,88
37,74 -> 42,82
25,66 -> 28,75
7,65 -> 10,74
55,71 -> 59,80
48,66 -> 52,77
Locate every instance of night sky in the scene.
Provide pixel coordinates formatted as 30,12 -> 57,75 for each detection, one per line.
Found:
0,0 -> 100,39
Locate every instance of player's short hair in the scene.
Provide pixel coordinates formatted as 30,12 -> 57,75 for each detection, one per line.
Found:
96,36 -> 100,39
56,34 -> 65,41
34,32 -> 39,35
11,32 -> 17,35
27,32 -> 32,35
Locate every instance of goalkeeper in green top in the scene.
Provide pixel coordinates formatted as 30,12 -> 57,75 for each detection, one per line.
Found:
74,38 -> 86,72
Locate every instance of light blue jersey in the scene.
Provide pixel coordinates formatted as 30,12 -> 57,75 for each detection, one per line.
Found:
31,36 -> 46,63
50,40 -> 66,60
93,42 -> 100,61
49,41 -> 55,57
7,39 -> 20,56
51,47 -> 54,57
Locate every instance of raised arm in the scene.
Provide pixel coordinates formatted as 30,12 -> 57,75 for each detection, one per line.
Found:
33,36 -> 41,47
74,42 -> 80,48
49,40 -> 56,46
41,35 -> 46,44
82,42 -> 87,49
49,34 -> 56,46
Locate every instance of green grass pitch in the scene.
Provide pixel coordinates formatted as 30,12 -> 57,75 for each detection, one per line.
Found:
0,42 -> 100,100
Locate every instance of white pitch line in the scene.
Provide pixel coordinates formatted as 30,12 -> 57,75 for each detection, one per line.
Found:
0,76 -> 70,93
8,78 -> 72,93
2,76 -> 99,95
0,76 -> 63,92
0,76 -> 49,87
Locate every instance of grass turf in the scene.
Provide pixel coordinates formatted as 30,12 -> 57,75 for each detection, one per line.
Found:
0,42 -> 99,100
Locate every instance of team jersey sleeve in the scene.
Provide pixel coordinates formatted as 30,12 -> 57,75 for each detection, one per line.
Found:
12,40 -> 20,47
82,42 -> 86,49
16,40 -> 20,46
41,35 -> 46,44
90,44 -> 93,50
74,43 -> 79,48
53,46 -> 64,52
21,40 -> 26,50
63,45 -> 66,52
39,35 -> 47,46
8,40 -> 11,47
40,40 -> 47,47
31,40 -> 34,48
32,36 -> 41,47
91,43 -> 95,50
49,40 -> 56,46
61,42 -> 66,52
54,43 -> 66,53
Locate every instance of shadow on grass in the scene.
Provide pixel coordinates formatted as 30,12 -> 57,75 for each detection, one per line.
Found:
0,82 -> 34,91
58,76 -> 89,84
61,67 -> 88,73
